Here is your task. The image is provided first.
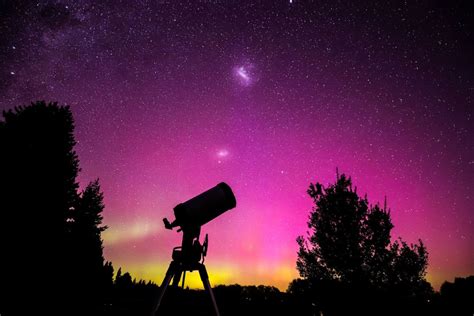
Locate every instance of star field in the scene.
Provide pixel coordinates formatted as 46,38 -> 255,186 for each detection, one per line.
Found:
0,1 -> 473,290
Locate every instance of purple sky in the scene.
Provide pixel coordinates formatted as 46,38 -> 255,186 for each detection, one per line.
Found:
1,1 -> 473,290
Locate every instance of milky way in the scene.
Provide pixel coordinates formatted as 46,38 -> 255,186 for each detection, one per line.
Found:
1,1 -> 473,290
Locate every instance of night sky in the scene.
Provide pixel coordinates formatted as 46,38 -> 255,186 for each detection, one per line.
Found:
1,1 -> 473,290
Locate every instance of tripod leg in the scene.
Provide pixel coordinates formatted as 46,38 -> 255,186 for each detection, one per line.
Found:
172,266 -> 183,287
151,261 -> 176,316
198,264 -> 220,316
181,271 -> 186,288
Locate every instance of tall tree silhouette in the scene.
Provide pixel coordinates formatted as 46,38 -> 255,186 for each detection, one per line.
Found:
0,101 -> 80,314
295,173 -> 431,315
0,101 -> 114,315
69,179 -> 109,310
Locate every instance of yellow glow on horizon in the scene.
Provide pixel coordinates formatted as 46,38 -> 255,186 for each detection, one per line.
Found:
117,259 -> 299,291
115,259 -> 456,292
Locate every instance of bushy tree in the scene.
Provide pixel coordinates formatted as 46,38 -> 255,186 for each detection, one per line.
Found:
296,173 -> 431,314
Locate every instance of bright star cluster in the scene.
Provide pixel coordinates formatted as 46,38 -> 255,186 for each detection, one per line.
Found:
0,1 -> 473,290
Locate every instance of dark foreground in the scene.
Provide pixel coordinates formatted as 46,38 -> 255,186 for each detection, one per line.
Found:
100,279 -> 473,316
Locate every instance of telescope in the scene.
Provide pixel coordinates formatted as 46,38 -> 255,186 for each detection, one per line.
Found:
151,182 -> 236,316
164,181 -> 236,230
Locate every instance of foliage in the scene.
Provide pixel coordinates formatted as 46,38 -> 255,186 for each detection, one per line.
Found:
296,173 -> 431,314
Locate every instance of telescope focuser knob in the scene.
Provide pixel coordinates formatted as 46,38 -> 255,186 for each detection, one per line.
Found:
163,218 -> 172,230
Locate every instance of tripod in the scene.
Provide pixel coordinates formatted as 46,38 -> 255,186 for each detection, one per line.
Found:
151,227 -> 220,316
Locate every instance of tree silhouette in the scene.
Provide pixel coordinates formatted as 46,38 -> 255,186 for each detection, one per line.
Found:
103,260 -> 115,296
116,268 -> 134,290
295,173 -> 431,315
438,276 -> 474,315
69,179 -> 109,310
0,101 -> 80,314
0,101 -> 113,315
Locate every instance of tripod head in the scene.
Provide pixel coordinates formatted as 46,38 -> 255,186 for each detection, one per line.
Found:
163,182 -> 236,265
